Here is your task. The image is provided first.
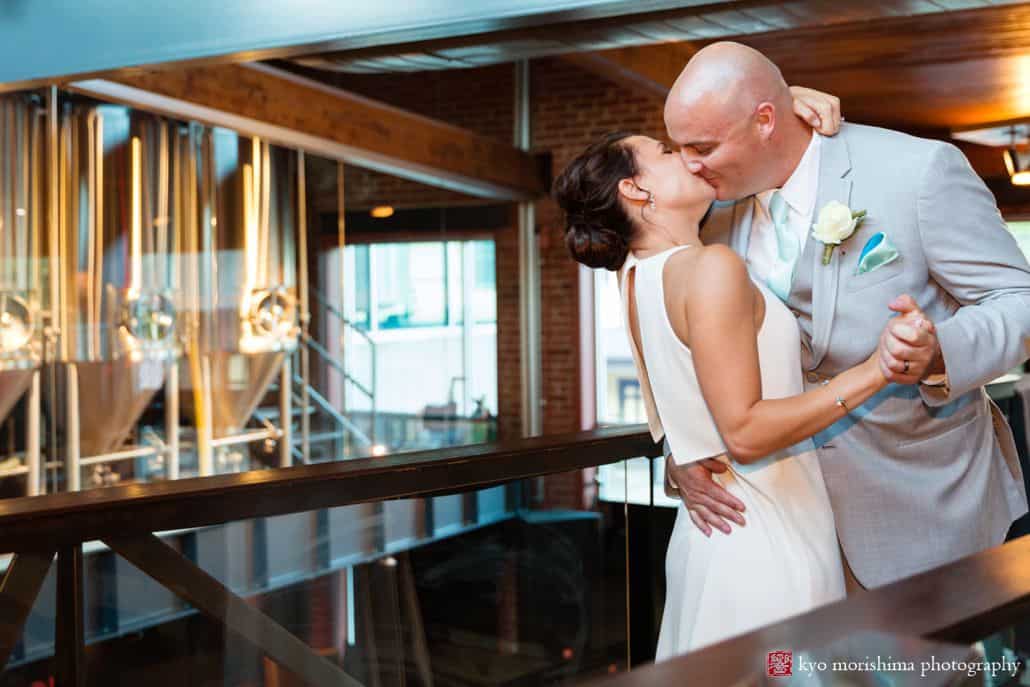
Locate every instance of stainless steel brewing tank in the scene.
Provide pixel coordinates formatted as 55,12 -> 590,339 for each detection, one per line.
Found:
55,99 -> 181,459
180,129 -> 299,441
0,93 -> 45,426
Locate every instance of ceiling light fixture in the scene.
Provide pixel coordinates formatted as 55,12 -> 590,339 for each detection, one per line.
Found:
1004,127 -> 1030,186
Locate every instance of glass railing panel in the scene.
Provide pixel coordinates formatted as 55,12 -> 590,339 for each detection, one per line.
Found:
0,463 -> 635,685
0,551 -> 57,685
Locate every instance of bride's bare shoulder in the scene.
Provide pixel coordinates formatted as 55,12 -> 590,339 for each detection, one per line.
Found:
665,244 -> 750,301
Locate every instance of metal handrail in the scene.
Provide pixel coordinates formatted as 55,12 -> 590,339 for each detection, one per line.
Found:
308,289 -> 377,431
291,374 -> 373,447
301,331 -> 374,401
309,287 -> 376,348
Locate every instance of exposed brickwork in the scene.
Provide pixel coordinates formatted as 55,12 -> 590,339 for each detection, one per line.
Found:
330,65 -> 516,142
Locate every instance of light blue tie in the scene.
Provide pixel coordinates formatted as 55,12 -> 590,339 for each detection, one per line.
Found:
765,191 -> 800,302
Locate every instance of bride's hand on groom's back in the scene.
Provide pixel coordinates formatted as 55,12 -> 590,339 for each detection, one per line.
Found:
665,455 -> 746,537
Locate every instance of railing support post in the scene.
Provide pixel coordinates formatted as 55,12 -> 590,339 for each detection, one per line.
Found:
55,544 -> 84,687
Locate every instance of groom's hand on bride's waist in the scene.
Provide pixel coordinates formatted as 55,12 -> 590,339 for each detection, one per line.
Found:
878,294 -> 942,385
665,455 -> 746,537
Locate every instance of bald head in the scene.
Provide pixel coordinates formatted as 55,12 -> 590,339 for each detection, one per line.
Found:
665,42 -> 789,128
662,42 -> 809,201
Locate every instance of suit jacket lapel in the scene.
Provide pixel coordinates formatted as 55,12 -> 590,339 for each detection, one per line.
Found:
810,131 -> 853,369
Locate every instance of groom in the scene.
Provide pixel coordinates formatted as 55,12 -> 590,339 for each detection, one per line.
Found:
662,42 -> 1030,590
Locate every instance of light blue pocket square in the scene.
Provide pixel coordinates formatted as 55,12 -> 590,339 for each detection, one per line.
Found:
855,232 -> 900,275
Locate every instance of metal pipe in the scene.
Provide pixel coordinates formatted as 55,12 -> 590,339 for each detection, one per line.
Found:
79,445 -> 159,467
210,427 -> 281,449
44,330 -> 58,493
26,369 -> 40,496
279,355 -> 292,468
514,60 -> 542,437
461,243 -> 474,416
198,355 -> 214,476
298,151 -> 311,464
165,360 -> 179,480
46,86 -> 60,357
29,96 -> 41,299
65,363 -> 80,491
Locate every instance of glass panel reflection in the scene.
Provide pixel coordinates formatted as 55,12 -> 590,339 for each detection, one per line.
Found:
0,465 -> 633,685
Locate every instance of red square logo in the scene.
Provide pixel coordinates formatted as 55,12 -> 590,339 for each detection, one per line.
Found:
767,650 -> 793,677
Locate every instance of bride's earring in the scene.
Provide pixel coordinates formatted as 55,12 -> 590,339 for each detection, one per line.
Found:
648,192 -> 656,211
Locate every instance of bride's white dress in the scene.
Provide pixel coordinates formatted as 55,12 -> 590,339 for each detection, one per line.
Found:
621,245 -> 845,657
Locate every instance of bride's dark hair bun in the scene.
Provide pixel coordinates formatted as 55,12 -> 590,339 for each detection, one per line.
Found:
566,221 -> 628,272
553,131 -> 640,272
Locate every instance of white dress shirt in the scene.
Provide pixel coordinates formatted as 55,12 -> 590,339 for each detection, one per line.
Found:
744,132 -> 949,390
746,132 -> 822,283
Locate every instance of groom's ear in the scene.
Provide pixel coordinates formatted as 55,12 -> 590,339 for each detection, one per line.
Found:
618,179 -> 649,203
756,102 -> 776,141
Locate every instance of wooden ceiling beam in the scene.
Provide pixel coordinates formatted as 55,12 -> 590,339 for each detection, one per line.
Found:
561,43 -> 698,99
560,5 -> 1030,184
70,63 -> 545,201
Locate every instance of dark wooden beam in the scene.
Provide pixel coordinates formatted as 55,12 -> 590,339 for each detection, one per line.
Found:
561,43 -> 698,99
563,4 -> 1030,132
68,63 -> 545,201
560,7 -> 1030,183
0,550 -> 55,669
55,546 -> 84,687
106,534 -> 361,687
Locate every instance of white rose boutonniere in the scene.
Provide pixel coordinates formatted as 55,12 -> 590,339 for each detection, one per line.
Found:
812,201 -> 867,265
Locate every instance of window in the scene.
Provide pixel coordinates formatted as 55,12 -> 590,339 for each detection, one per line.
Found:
340,238 -> 499,420
593,268 -> 677,507
471,241 -> 496,324
1007,221 -> 1030,260
375,242 -> 447,329
344,239 -> 497,331
594,270 -> 645,425
343,244 -> 370,330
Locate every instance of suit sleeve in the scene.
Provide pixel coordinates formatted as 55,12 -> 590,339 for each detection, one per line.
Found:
917,142 -> 1030,407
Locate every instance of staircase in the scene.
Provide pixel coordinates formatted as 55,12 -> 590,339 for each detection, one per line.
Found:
256,289 -> 379,464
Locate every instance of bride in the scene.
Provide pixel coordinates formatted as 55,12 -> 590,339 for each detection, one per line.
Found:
553,103 -> 926,653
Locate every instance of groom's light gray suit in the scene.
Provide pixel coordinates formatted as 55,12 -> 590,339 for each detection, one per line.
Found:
702,123 -> 1030,588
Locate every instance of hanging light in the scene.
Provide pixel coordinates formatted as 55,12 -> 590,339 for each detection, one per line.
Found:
1003,127 -> 1030,186
1006,150 -> 1030,186
1011,157 -> 1030,186
370,205 -> 394,218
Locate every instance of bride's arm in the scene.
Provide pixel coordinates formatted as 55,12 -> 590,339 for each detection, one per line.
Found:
683,246 -> 886,464
790,86 -> 841,136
